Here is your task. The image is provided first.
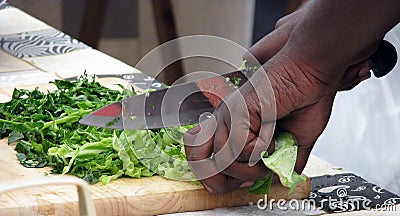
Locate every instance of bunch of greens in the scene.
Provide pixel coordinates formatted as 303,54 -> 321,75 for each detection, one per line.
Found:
0,74 -> 191,184
125,126 -> 195,181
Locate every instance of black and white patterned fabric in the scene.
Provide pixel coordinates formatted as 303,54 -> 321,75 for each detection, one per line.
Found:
307,173 -> 400,213
0,1 -> 9,10
0,0 -> 10,10
0,28 -> 89,58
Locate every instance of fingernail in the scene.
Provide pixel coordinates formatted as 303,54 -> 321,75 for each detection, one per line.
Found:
183,133 -> 193,146
203,183 -> 216,194
240,181 -> 254,188
188,124 -> 201,134
360,72 -> 371,82
358,67 -> 371,77
183,125 -> 201,145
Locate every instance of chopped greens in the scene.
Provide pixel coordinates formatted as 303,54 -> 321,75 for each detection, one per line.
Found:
239,59 -> 260,72
0,74 -> 192,184
233,77 -> 241,89
124,125 -> 195,181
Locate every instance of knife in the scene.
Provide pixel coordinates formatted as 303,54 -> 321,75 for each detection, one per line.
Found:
80,40 -> 397,130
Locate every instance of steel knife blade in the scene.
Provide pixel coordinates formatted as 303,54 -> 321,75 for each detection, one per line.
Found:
79,70 -> 251,130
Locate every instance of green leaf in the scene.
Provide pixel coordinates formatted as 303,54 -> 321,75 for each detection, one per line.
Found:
259,132 -> 306,194
112,131 -> 143,178
248,172 -> 274,195
8,130 -> 24,144
99,170 -> 124,185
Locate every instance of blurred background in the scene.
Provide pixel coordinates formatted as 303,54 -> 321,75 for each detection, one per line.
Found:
7,0 -> 400,195
8,0 -> 302,84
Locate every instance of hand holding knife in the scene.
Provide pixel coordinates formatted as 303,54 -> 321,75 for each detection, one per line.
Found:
80,40 -> 397,130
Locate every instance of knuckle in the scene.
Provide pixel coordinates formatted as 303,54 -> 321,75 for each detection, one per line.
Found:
185,150 -> 202,162
275,17 -> 286,29
298,142 -> 315,154
182,132 -> 193,145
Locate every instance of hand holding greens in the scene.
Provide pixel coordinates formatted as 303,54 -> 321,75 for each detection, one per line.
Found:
249,132 -> 306,195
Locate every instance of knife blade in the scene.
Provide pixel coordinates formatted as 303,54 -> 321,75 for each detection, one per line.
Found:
79,40 -> 397,130
80,70 -> 250,129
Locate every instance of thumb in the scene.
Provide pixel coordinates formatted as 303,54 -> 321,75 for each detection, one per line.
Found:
244,24 -> 292,65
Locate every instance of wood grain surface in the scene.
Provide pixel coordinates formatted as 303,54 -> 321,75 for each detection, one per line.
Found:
0,139 -> 311,215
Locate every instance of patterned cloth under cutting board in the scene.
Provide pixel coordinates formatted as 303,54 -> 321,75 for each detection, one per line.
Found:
0,28 -> 89,58
307,173 -> 400,213
0,1 -> 9,10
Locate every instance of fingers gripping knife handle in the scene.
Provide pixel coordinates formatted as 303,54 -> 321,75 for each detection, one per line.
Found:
370,40 -> 398,78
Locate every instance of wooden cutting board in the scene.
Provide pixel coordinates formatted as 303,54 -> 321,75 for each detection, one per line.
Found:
0,78 -> 311,215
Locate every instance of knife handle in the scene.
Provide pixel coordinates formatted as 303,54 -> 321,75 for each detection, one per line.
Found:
370,40 -> 397,78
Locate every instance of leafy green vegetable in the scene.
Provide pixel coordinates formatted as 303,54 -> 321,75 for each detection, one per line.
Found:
8,130 -> 24,144
248,171 -> 274,195
239,59 -> 260,73
233,77 -> 241,89
249,132 -> 306,195
125,125 -> 195,181
0,74 -> 192,184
